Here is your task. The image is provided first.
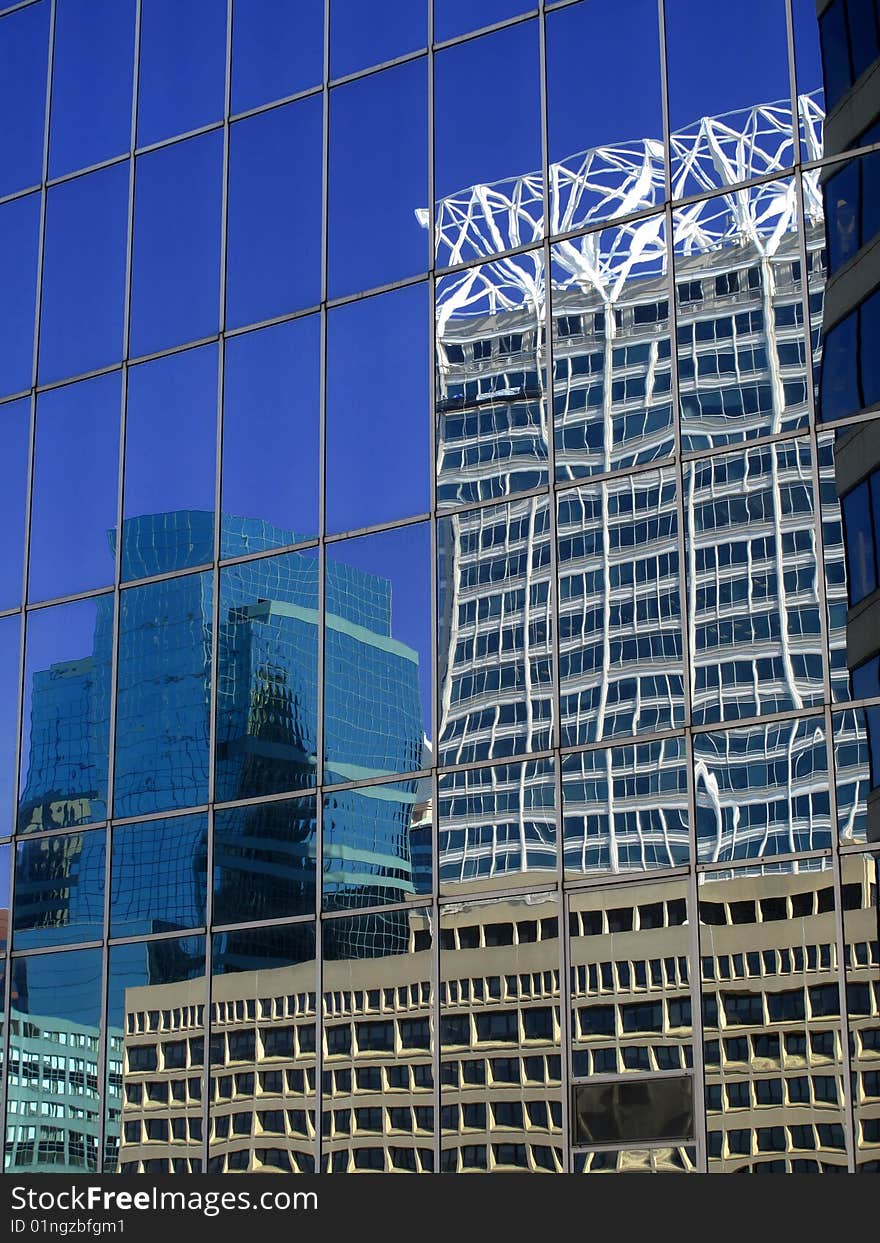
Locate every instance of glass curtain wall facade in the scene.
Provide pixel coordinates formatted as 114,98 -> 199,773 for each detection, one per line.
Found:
0,0 -> 878,1176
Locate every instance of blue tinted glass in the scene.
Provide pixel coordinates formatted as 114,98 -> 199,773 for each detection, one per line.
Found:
848,0 -> 880,82
863,150 -> 880,245
861,289 -> 880,409
130,130 -> 223,358
434,22 -> 542,256
825,161 -> 860,275
215,549 -> 319,803
0,615 -> 21,834
110,813 -> 208,937
213,797 -> 317,925
48,0 -> 135,178
19,597 -> 113,833
123,345 -> 217,580
843,481 -> 876,605
231,0 -> 323,112
222,317 -> 320,557
30,372 -> 120,602
226,97 -> 322,330
0,193 -> 38,398
0,1 -> 49,197
38,163 -> 129,385
326,283 -> 430,533
852,655 -> 880,699
435,0 -> 531,42
114,571 -> 213,819
792,0 -> 824,97
323,785 -> 430,912
324,523 -> 431,787
0,843 -> 8,941
104,934 -> 205,1172
0,399 -> 30,610
137,0 -> 227,147
211,920 -> 316,975
820,312 -> 860,421
818,2 -> 851,113
331,0 -> 426,77
14,828 -> 105,948
665,0 -> 791,132
328,59 -> 428,298
547,0 -> 662,162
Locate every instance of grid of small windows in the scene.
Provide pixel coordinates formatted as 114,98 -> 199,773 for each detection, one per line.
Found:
0,0 -> 879,1179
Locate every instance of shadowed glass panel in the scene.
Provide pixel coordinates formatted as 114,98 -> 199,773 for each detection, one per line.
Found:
110,813 -> 208,938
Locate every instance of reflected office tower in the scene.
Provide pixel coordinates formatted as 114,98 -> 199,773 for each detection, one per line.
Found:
437,95 -> 851,887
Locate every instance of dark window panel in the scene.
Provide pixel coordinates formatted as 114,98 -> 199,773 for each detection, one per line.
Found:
38,163 -> 129,385
0,398 -> 30,610
231,0 -> 323,114
110,814 -> 208,937
329,59 -> 428,297
847,0 -> 880,83
130,130 -> 223,358
213,797 -> 317,925
30,371 -> 120,602
18,596 -> 113,833
13,828 -> 105,947
842,479 -> 878,606
226,97 -> 322,329
0,192 -> 39,399
819,0 -> 852,113
861,288 -> 880,409
48,0 -> 135,178
819,311 -> 860,421
330,0 -> 426,78
326,283 -> 430,532
221,316 -> 320,557
0,1 -> 50,197
122,344 -> 218,580
137,0 -> 227,147
572,1076 -> 694,1147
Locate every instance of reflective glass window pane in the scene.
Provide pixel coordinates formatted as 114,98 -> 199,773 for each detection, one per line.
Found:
221,317 -> 320,557
437,251 -> 548,506
686,440 -> 824,726
326,283 -> 430,532
328,60 -> 428,298
323,908 -> 433,1174
861,288 -> 880,409
790,0 -> 824,157
38,164 -> 129,385
13,828 -> 105,948
434,22 -> 542,267
213,797 -> 317,926
105,936 -> 206,1173
841,851 -> 880,1171
209,923 -> 317,1175
0,615 -> 21,833
574,1146 -> 696,1174
675,181 -> 812,452
550,222 -> 672,481
832,707 -> 880,844
699,859 -> 847,1173
4,947 -> 102,1173
0,1 -> 49,197
130,131 -> 223,358
569,880 -> 692,1083
215,550 -> 318,804
122,344 -> 218,581
323,782 -> 431,915
226,97 -> 322,330
0,398 -> 30,610
19,597 -> 113,833
562,739 -> 689,878
331,0 -> 425,77
439,758 -> 555,896
557,468 -> 682,746
0,845 -> 8,948
110,813 -> 208,938
825,160 -> 861,275
439,495 -> 554,764
136,0 -> 226,147
48,0 -> 135,178
819,311 -> 860,422
665,0 -> 791,152
231,0 -> 323,114
694,717 -> 831,863
324,523 -> 430,787
114,571 -> 213,819
848,0 -> 880,82
30,372 -> 120,602
546,0 -> 664,235
818,0 -> 851,113
573,1077 -> 694,1147
440,895 -> 560,1174
842,479 -> 877,606
435,0 -> 531,43
0,192 -> 39,399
